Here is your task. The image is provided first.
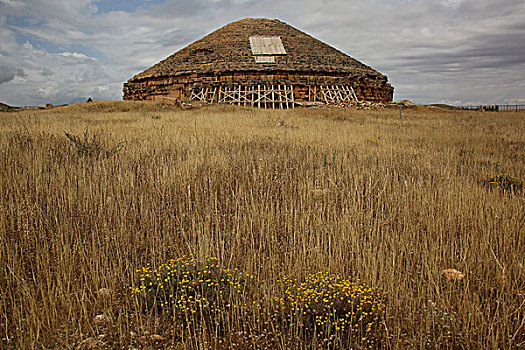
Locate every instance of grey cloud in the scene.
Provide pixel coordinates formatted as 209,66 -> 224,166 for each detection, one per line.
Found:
40,67 -> 53,76
395,30 -> 525,75
1,0 -> 97,26
144,0 -> 265,20
0,65 -> 25,84
1,0 -> 525,105
157,29 -> 204,48
0,70 -> 16,84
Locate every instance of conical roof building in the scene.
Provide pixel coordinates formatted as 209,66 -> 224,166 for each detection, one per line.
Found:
123,18 -> 393,107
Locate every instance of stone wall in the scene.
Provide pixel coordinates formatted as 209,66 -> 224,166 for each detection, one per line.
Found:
123,70 -> 393,104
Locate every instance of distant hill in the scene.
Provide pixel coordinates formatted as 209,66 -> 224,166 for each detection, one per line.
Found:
429,104 -> 460,110
0,102 -> 19,112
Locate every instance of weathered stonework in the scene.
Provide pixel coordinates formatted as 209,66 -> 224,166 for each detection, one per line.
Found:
123,18 -> 394,106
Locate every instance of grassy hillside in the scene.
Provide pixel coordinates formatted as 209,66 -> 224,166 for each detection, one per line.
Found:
1,101 -> 524,349
0,102 -> 18,112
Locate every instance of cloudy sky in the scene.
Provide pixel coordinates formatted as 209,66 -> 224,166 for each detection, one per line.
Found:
0,0 -> 524,106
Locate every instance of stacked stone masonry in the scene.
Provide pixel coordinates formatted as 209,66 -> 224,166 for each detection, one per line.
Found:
123,18 -> 394,106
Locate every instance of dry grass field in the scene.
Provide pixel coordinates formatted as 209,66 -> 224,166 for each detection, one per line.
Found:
1,101 -> 524,349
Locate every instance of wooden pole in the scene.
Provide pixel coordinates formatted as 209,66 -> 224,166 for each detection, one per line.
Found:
271,85 -> 275,109
277,84 -> 283,109
290,85 -> 295,108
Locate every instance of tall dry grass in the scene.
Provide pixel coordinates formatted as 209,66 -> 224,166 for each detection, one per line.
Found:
0,101 -> 524,349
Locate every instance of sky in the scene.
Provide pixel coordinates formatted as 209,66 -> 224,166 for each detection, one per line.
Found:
0,0 -> 524,107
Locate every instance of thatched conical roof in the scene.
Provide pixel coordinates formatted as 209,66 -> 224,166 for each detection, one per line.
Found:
129,18 -> 385,82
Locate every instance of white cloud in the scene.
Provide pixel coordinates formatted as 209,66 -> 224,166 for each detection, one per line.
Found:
0,35 -> 120,105
58,52 -> 97,61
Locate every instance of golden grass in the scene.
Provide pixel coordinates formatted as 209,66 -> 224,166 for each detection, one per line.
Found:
0,101 -> 524,349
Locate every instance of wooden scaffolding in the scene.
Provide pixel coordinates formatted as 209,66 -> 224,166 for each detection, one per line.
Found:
309,85 -> 359,104
189,86 -> 217,103
190,84 -> 295,109
189,84 -> 359,108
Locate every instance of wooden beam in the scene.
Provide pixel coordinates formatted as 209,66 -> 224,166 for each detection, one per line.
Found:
278,84 -> 283,109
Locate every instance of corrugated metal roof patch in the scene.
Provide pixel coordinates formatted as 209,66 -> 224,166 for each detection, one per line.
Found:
249,36 -> 287,55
